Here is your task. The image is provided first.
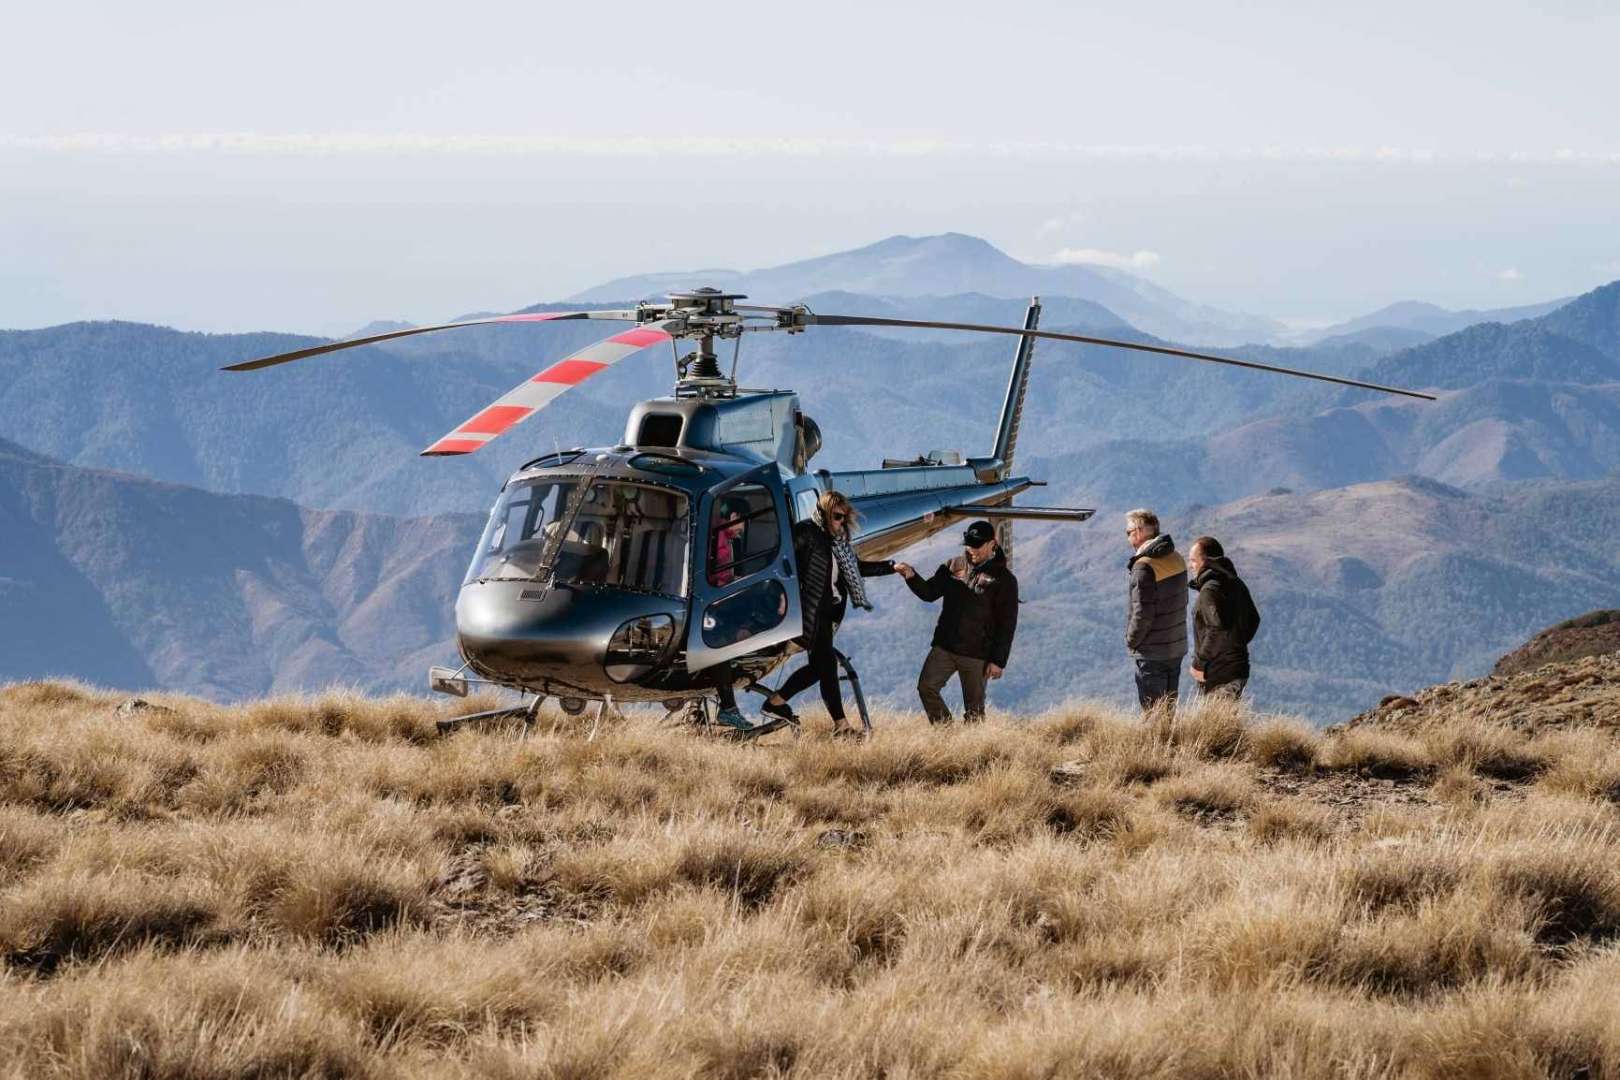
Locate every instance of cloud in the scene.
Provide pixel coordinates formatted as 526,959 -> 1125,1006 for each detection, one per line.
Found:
1497,268 -> 1524,282
3,133 -> 1620,165
1038,211 -> 1088,235
1048,248 -> 1163,271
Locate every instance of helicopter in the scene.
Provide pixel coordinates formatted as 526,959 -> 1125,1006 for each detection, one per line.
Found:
225,288 -> 1434,735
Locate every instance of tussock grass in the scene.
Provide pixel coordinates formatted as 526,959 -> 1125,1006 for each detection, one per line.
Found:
1246,717 -> 1323,770
4,678 -> 1620,1077
1322,727 -> 1436,780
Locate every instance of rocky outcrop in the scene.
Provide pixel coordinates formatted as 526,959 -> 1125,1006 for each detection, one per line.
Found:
1343,653 -> 1620,735
1494,610 -> 1620,677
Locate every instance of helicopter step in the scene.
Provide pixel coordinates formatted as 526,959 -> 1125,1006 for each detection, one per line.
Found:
436,696 -> 544,736
666,693 -> 796,740
834,649 -> 873,735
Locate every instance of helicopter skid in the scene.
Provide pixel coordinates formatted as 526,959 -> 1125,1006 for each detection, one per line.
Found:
436,700 -> 541,736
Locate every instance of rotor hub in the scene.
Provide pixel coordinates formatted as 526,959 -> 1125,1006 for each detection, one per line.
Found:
667,287 -> 747,318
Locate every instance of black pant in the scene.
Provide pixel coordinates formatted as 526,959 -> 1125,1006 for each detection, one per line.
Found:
1133,656 -> 1182,711
776,606 -> 844,721
713,662 -> 739,711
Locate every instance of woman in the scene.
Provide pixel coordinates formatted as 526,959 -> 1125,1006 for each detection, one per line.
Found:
762,490 -> 895,737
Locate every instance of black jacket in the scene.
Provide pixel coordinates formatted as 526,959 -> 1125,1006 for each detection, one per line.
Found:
792,519 -> 894,641
1190,555 -> 1261,687
1126,534 -> 1189,660
905,548 -> 1019,667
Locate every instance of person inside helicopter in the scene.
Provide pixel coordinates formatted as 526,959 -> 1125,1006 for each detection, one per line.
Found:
711,497 -> 748,588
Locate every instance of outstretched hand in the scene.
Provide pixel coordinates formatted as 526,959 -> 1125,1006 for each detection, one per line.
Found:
894,562 -> 917,580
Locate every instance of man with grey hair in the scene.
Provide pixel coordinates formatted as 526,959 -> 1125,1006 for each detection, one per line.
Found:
1124,508 -> 1188,710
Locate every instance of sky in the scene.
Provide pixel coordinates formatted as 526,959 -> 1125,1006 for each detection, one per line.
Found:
3,0 -> 1618,335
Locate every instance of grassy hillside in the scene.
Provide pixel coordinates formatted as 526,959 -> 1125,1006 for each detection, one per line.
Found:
3,674 -> 1620,1078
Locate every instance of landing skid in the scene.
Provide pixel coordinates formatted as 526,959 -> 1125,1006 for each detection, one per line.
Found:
436,695 -> 543,736
833,649 -> 873,734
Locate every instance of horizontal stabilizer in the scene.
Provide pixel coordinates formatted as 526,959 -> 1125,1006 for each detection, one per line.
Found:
938,505 -> 1095,523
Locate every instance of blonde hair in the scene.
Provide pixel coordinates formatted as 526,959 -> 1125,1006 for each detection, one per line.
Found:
818,490 -> 859,529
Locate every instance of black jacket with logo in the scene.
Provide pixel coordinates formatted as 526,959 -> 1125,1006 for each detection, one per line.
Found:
905,548 -> 1019,667
1126,533 -> 1189,660
1190,555 -> 1261,687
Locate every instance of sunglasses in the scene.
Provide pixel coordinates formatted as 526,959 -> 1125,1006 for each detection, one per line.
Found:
829,512 -> 848,523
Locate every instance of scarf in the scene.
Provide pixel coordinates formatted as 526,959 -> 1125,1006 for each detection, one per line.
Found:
816,506 -> 871,612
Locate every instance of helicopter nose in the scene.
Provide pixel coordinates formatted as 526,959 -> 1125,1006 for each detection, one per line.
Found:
603,614 -> 676,682
454,580 -> 683,691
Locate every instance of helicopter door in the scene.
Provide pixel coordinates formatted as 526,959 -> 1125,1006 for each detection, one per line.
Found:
685,465 -> 804,674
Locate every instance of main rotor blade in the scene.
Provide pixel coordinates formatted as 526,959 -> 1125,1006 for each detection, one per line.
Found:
807,315 -> 1437,401
221,309 -> 643,372
420,320 -> 680,456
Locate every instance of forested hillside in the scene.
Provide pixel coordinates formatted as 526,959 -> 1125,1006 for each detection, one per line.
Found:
840,476 -> 1620,719
0,439 -> 477,698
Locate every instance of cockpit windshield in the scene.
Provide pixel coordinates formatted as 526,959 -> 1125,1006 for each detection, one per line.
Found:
466,477 -> 690,596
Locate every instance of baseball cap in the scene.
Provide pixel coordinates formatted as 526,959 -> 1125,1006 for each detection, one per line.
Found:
963,520 -> 995,546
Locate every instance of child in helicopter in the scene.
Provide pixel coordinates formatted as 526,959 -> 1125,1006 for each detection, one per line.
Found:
710,497 -> 748,588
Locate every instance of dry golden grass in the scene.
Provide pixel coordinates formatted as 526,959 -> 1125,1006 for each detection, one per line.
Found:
3,678 -> 1620,1078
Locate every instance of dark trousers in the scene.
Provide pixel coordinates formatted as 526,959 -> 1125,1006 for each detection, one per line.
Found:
777,608 -> 844,721
1133,656 -> 1182,711
713,661 -> 739,711
918,645 -> 988,723
1200,677 -> 1246,700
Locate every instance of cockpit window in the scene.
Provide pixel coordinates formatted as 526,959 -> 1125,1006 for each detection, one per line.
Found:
466,477 -> 690,595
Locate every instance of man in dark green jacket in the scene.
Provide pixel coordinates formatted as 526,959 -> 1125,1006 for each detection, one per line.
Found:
895,520 -> 1019,723
1188,536 -> 1261,698
1125,508 -> 1188,710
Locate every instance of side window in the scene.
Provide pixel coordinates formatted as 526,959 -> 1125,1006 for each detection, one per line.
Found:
637,413 -> 683,447
707,483 -> 780,587
702,579 -> 789,648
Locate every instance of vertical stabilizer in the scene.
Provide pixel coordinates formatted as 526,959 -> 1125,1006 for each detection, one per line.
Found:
991,297 -> 1040,477
989,297 -> 1040,564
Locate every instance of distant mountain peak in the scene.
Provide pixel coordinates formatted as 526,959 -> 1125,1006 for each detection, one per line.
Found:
568,231 -> 1280,346
347,319 -> 415,339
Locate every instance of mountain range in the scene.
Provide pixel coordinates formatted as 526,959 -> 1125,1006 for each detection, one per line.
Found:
0,438 -> 476,699
570,233 -> 1284,347
2,232 -> 1618,719
9,431 -> 1618,720
1300,296 -> 1572,347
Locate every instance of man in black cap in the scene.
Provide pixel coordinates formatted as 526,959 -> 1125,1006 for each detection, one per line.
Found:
894,520 -> 1019,723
